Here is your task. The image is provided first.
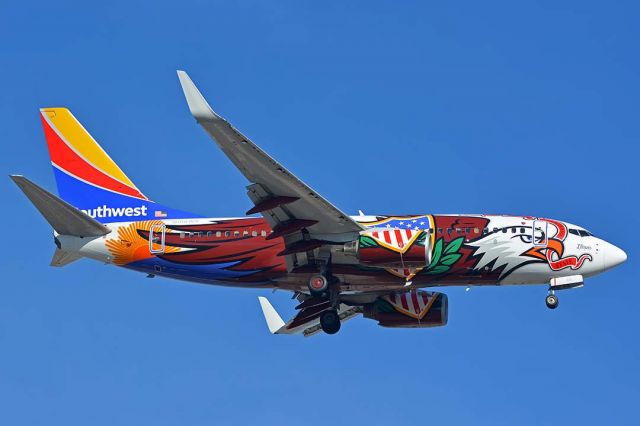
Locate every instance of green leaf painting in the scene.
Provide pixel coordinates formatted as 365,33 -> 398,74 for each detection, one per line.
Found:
430,238 -> 444,266
443,237 -> 463,255
359,235 -> 378,248
424,237 -> 465,275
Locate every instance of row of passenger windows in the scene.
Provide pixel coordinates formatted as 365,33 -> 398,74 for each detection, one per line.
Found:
430,227 -> 526,235
179,230 -> 270,239
178,227 -> 592,239
430,227 -> 592,237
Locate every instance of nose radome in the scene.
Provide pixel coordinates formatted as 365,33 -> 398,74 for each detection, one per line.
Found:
606,243 -> 627,270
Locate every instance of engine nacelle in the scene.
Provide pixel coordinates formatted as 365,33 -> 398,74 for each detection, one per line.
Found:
344,228 -> 432,268
363,290 -> 448,328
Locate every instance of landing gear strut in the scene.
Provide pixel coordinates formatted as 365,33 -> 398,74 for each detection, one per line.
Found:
545,290 -> 559,309
308,254 -> 342,334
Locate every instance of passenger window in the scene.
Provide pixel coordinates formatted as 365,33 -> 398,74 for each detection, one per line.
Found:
207,231 -> 212,237
502,228 -> 507,233
511,228 -> 516,234
474,227 -> 480,234
179,232 -> 185,239
465,227 -> 471,233
493,227 -> 498,233
482,228 -> 488,235
520,227 -> 525,234
252,231 -> 257,237
225,231 -> 230,237
234,231 -> 240,237
216,231 -> 221,237
437,228 -> 442,234
447,229 -> 452,235
243,231 -> 249,236
456,228 -> 462,234
261,230 -> 267,237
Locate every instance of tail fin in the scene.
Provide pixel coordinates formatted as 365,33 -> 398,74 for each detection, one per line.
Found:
39,108 -> 198,223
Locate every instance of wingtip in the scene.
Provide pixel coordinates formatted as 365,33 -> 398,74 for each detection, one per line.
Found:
176,70 -> 221,121
258,297 -> 286,334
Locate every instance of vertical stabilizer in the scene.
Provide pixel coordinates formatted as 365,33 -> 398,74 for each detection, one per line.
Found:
38,108 -> 199,223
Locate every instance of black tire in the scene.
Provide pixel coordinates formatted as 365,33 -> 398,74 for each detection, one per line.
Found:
308,275 -> 329,294
546,294 -> 559,309
320,309 -> 341,335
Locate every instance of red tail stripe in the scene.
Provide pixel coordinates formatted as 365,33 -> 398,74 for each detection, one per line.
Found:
42,116 -> 146,199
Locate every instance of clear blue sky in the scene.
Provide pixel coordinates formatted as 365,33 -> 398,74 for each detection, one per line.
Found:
1,1 -> 638,424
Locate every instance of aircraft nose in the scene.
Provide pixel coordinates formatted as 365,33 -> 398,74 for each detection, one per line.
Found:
604,242 -> 627,270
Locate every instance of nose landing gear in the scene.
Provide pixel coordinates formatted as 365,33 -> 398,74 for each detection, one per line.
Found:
545,291 -> 559,309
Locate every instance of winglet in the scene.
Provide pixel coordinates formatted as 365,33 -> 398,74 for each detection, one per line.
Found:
258,297 -> 286,334
176,70 -> 221,122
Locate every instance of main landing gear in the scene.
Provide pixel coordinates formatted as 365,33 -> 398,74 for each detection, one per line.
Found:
307,259 -> 341,335
319,309 -> 341,335
545,290 -> 559,309
308,274 -> 329,294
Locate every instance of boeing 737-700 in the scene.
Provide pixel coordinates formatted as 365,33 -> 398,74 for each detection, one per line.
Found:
11,71 -> 627,336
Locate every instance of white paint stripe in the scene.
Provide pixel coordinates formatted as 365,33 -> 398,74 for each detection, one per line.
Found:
389,229 -> 397,246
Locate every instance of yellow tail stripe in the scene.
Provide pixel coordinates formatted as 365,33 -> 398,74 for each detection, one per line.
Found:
41,108 -> 137,189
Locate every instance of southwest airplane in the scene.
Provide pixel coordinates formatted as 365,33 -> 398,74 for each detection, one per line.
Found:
11,71 -> 627,336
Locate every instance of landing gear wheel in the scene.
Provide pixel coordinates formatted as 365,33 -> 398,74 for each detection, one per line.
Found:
308,275 -> 329,295
320,309 -> 341,335
545,293 -> 559,309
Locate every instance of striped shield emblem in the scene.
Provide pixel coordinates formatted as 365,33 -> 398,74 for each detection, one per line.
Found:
366,228 -> 423,253
384,290 -> 437,319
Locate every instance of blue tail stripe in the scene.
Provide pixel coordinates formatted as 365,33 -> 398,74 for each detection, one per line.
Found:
53,167 -> 201,223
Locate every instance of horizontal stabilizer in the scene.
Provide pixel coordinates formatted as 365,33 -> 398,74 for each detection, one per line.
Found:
10,175 -> 111,237
50,248 -> 82,267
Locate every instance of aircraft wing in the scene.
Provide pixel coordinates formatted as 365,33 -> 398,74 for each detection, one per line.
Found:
177,71 -> 364,264
258,296 -> 361,337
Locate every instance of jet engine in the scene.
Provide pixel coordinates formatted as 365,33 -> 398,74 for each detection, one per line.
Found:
362,290 -> 447,328
342,228 -> 432,268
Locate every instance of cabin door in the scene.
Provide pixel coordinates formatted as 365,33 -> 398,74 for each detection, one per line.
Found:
532,220 -> 548,247
149,224 -> 166,254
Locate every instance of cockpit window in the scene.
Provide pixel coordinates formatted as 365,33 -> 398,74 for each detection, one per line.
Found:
579,230 -> 591,237
569,229 -> 580,236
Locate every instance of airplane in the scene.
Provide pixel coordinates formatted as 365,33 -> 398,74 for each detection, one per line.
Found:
11,71 -> 627,336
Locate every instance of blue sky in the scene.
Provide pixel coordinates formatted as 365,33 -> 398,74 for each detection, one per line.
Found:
1,1 -> 639,424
